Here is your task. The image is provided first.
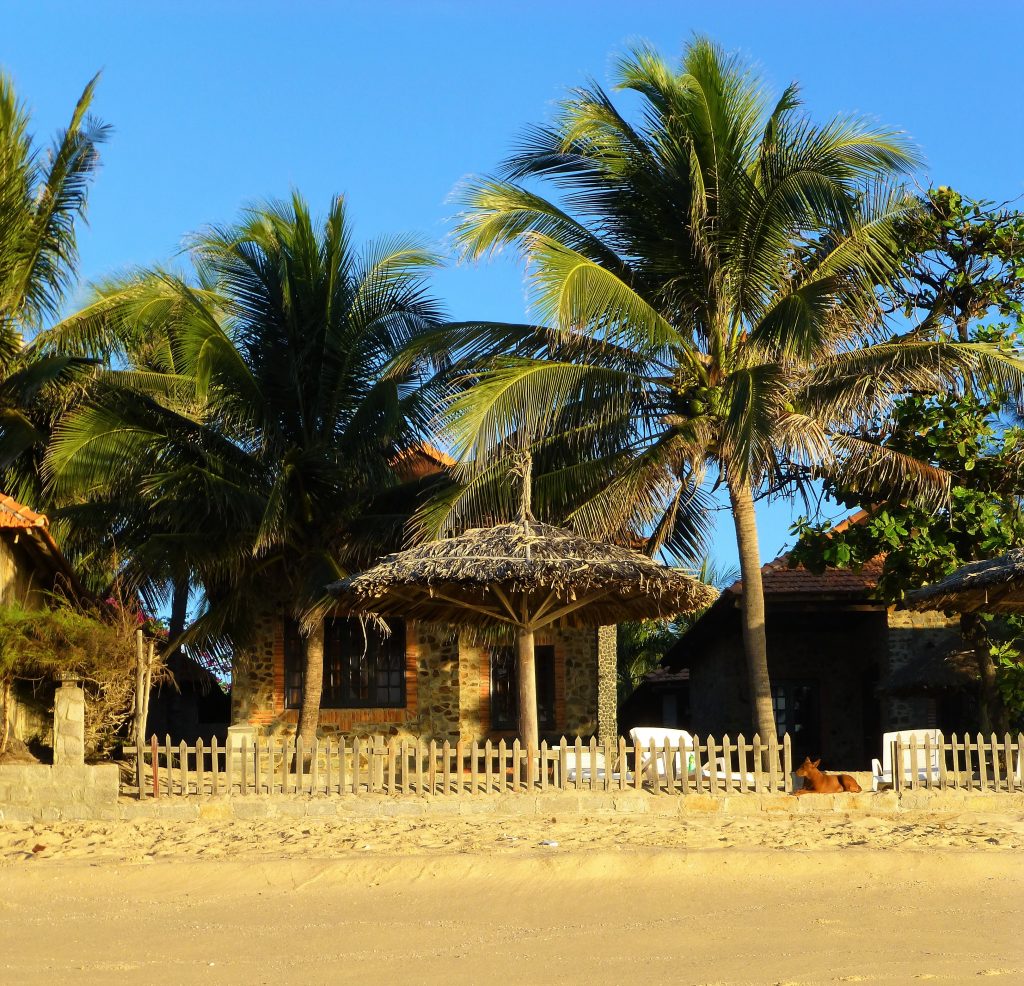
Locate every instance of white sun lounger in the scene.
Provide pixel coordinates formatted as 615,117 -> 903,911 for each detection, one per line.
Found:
871,729 -> 942,791
629,726 -> 755,786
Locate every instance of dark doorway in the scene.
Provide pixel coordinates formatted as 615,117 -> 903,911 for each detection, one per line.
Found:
772,679 -> 821,762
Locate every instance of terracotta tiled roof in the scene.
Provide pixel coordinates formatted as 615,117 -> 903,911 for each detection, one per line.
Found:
391,442 -> 456,482
0,493 -> 49,529
724,510 -> 883,600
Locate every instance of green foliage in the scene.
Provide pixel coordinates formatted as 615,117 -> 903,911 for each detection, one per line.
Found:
791,190 -> 1024,725
0,71 -> 109,510
43,194 -> 447,652
0,601 -> 142,756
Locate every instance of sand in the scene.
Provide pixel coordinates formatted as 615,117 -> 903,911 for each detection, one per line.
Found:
2,811 -> 1023,985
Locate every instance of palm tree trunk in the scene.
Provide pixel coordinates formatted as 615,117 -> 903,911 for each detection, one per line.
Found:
960,612 -> 1005,734
517,627 -> 539,749
726,472 -> 778,741
296,621 -> 324,742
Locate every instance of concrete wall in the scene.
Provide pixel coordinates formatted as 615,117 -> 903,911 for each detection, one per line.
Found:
0,764 -> 120,822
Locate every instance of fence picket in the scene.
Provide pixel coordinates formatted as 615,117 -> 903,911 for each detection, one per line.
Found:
662,739 -> 674,793
178,740 -> 188,795
752,734 -> 762,794
484,740 -> 493,794
977,733 -> 989,792
442,741 -> 452,795
782,733 -> 792,794
617,737 -> 627,792
990,733 -> 1001,792
909,735 -> 919,791
648,739 -> 660,794
767,736 -> 779,793
706,736 -> 719,794
736,734 -> 747,794
939,732 -> 948,791
539,741 -> 548,792
692,735 -> 704,795
1005,734 -> 1016,794
720,735 -> 732,793
150,734 -> 160,798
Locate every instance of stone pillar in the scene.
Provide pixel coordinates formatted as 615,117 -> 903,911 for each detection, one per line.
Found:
53,681 -> 85,766
596,626 -> 618,744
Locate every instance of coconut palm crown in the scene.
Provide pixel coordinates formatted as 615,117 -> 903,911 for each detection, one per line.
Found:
44,193 -> 446,738
413,39 -> 1024,739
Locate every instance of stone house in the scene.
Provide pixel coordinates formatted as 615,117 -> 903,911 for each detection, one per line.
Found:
0,493 -> 86,747
621,532 -> 967,768
230,617 -> 616,743
228,444 -> 617,743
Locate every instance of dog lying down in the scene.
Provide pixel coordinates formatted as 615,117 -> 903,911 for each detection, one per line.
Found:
793,756 -> 862,795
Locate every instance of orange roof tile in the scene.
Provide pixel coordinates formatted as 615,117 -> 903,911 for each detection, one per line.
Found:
0,493 -> 49,529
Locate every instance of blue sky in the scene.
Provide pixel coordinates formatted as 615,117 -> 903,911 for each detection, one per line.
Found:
3,0 -> 1023,572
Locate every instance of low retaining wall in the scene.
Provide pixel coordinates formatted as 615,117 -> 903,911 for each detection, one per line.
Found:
3,766 -> 1023,823
117,788 -> 1024,822
0,764 -> 120,822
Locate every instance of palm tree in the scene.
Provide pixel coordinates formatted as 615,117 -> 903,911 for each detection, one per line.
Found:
417,39 -> 1024,740
0,71 -> 109,505
44,193 -> 446,739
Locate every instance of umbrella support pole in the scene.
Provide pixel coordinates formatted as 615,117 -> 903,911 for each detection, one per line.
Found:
517,627 -> 539,754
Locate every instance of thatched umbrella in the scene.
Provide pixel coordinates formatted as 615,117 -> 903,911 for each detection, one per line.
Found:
904,550 -> 1024,613
327,456 -> 717,747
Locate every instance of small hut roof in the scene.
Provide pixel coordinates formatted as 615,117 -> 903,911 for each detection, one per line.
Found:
903,550 -> 1024,613
327,520 -> 718,629
881,648 -> 979,696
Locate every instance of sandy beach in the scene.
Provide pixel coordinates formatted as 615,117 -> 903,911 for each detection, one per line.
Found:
2,811 -> 1023,985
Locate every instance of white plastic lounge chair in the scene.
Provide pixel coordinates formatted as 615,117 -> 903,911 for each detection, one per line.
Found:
629,727 -> 755,786
562,746 -> 627,784
871,729 -> 942,791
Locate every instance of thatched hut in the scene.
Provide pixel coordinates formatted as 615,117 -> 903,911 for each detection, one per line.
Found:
904,550 -> 1024,614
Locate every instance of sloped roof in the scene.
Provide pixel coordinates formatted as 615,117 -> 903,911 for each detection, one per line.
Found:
0,493 -> 49,529
0,492 -> 84,599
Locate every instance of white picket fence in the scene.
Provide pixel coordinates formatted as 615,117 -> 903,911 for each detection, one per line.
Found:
121,730 -> 1024,799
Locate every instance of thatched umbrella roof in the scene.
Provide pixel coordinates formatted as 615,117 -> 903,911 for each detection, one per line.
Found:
327,519 -> 718,629
903,550 -> 1024,613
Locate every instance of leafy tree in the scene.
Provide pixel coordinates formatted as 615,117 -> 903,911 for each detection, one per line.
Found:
413,39 -> 1024,740
791,191 -> 1024,733
0,71 -> 109,506
44,194 -> 446,739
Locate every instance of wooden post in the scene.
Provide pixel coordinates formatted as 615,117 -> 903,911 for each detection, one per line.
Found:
977,733 -> 989,792
339,737 -> 348,795
752,734 -> 763,794
588,736 -> 599,793
767,735 -> 779,793
1005,733 -> 1016,794
470,740 -> 479,795
517,628 -> 539,751
618,737 -> 627,792
484,739 -> 493,794
707,736 -> 720,794
179,740 -> 189,796
782,733 -> 792,794
990,733 -> 1002,792
442,740 -> 452,795
456,739 -> 465,796
963,733 -> 973,792
737,734 -> 748,794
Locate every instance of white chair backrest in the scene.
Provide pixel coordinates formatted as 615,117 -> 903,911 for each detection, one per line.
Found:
629,727 -> 694,775
880,729 -> 942,774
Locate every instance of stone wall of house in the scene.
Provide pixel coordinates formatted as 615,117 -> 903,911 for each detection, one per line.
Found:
229,611 -> 278,728
883,609 -> 960,732
561,628 -> 599,739
231,618 -> 607,743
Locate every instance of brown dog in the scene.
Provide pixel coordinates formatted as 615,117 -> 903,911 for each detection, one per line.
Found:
793,756 -> 862,795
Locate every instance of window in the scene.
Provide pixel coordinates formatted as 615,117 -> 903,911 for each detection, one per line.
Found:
490,644 -> 556,732
283,618 -> 406,710
772,679 -> 820,761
